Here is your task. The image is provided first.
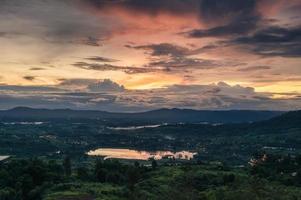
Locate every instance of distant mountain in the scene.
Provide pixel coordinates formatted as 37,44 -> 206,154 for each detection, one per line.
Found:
254,110 -> 301,129
0,107 -> 284,124
130,108 -> 284,123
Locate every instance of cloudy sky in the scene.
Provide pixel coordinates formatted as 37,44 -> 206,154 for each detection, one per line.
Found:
1,0 -> 301,111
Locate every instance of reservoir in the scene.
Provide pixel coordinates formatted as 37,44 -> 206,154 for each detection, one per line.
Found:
87,148 -> 197,160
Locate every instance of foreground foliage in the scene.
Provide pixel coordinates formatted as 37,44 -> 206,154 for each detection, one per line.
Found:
1,154 -> 301,200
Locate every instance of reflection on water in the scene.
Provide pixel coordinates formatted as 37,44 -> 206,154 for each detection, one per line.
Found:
107,124 -> 163,130
87,148 -> 197,160
2,122 -> 44,125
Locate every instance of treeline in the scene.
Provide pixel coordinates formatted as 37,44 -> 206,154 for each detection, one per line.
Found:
250,153 -> 301,186
0,157 -> 157,200
0,159 -> 64,200
1,154 -> 301,200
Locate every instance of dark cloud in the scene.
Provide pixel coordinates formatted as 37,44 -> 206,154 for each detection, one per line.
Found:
81,36 -> 102,46
23,76 -> 36,81
184,16 -> 259,38
183,0 -> 261,38
199,0 -> 258,25
0,31 -> 23,38
73,62 -> 123,70
85,56 -> 119,62
29,67 -> 46,71
236,26 -> 301,43
126,43 -> 220,70
233,26 -> 301,57
0,32 -> 8,37
147,58 -> 220,69
88,79 -> 125,92
238,66 -> 271,72
72,62 -> 155,74
0,85 -> 64,92
0,0 -> 112,50
58,78 -> 99,88
126,43 -> 200,57
126,43 -> 243,70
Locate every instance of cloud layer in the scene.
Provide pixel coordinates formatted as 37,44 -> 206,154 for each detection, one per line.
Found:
1,79 -> 300,111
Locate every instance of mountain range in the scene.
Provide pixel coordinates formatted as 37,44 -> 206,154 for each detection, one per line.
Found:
0,107 -> 285,124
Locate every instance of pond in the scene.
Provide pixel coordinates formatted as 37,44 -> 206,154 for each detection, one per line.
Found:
87,148 -> 197,160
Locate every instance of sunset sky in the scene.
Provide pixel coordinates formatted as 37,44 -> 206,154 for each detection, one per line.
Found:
1,0 -> 301,111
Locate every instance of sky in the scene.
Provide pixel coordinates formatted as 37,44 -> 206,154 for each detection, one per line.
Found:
0,0 -> 301,112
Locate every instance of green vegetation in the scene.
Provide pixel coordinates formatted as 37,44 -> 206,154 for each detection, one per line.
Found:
1,111 -> 301,199
1,154 -> 301,200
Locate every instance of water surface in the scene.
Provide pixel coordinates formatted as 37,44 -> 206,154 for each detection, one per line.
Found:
2,122 -> 44,125
107,124 -> 163,130
87,148 -> 197,160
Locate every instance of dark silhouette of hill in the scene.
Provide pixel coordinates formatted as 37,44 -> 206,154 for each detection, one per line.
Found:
0,107 -> 284,124
252,110 -> 301,130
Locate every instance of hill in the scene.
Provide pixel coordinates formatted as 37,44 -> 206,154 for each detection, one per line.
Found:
0,107 -> 284,124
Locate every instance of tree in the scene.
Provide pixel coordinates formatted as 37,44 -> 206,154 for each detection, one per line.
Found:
19,174 -> 34,200
63,156 -> 71,177
0,169 -> 10,187
95,160 -> 107,182
151,159 -> 158,170
0,188 -> 17,200
223,174 -> 235,184
106,172 -> 122,184
76,166 -> 89,181
127,167 -> 140,191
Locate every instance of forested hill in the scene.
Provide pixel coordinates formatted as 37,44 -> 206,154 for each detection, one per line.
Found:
262,110 -> 301,127
248,110 -> 301,131
0,107 -> 284,124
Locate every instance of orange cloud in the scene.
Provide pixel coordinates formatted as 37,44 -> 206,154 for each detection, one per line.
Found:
81,3 -> 202,38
